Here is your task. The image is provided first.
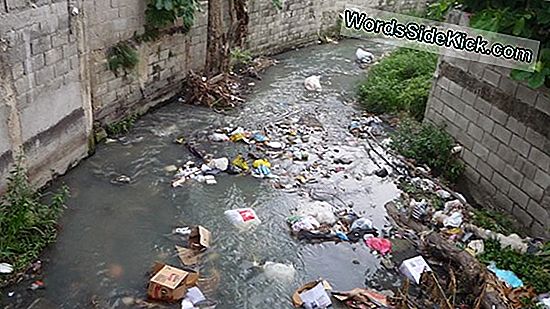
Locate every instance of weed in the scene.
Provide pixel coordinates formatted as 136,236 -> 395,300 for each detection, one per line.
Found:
272,0 -> 282,10
390,119 -> 464,183
107,42 -> 139,74
229,48 -> 252,69
479,238 -> 550,294
144,0 -> 200,38
472,208 -> 518,235
105,114 -> 138,136
0,156 -> 69,282
357,48 -> 437,121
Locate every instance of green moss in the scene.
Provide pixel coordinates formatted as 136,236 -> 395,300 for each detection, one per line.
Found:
105,114 -> 138,136
472,208 -> 518,235
107,42 -> 139,74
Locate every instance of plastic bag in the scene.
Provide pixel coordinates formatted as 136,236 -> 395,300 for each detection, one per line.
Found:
304,75 -> 322,92
488,262 -> 523,288
263,262 -> 296,282
224,208 -> 261,229
351,217 -> 373,231
291,215 -> 320,233
365,237 -> 392,255
296,201 -> 337,225
209,133 -> 229,142
232,155 -> 249,171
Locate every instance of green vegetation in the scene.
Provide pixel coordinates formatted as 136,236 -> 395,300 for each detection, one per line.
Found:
390,119 -> 464,183
479,238 -> 550,294
0,157 -> 69,280
357,48 -> 438,121
107,42 -> 139,74
271,0 -> 282,10
427,0 -> 550,89
229,48 -> 252,70
399,179 -> 444,210
472,208 -> 518,235
145,0 -> 200,36
105,113 -> 138,136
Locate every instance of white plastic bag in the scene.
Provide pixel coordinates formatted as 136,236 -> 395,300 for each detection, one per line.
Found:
224,208 -> 261,229
296,201 -> 336,225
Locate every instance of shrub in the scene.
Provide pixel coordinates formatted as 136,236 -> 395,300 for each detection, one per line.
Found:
0,157 -> 69,279
358,48 -> 437,121
107,42 -> 139,74
390,119 -> 464,182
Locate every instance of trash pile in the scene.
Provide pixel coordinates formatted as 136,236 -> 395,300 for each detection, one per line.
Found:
186,71 -> 244,109
145,225 -> 217,308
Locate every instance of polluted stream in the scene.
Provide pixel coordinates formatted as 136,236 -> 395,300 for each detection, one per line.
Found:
2,39 -> 419,309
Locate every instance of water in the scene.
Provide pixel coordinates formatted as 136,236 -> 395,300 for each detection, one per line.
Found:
2,39 -> 413,309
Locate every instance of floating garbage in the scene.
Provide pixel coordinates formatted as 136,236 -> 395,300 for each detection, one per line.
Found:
232,155 -> 249,171
365,237 -> 392,255
181,287 -> 206,309
266,141 -> 284,149
225,208 -> 261,229
296,201 -> 337,225
208,157 -> 229,172
173,227 -> 192,236
466,239 -> 484,256
252,158 -> 277,178
351,217 -> 373,231
332,288 -> 391,308
292,280 -> 332,308
209,133 -> 230,142
488,262 -> 523,288
304,75 -> 322,92
435,189 -> 452,200
111,174 -> 131,185
355,47 -> 374,64
29,280 -> 45,290
262,262 -> 296,282
0,262 -> 13,274
252,132 -> 269,142
147,263 -> 199,302
399,256 -> 432,284
289,215 -> 321,233
410,199 -> 428,221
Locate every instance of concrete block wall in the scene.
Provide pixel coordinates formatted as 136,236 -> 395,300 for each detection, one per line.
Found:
425,55 -> 550,239
0,0 -> 90,191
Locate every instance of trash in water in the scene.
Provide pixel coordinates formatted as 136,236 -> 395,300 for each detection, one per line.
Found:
180,286 -> 206,308
304,75 -> 322,92
29,280 -> 45,290
252,132 -> 269,142
365,237 -> 392,255
351,217 -> 373,231
355,47 -> 374,64
293,150 -> 309,161
0,263 -> 13,274
332,288 -> 391,308
147,263 -> 199,302
173,227 -> 192,236
296,201 -> 337,225
209,133 -> 230,142
224,208 -> 261,229
204,175 -> 217,185
289,215 -> 321,233
164,165 -> 179,173
266,141 -> 284,149
176,245 -> 201,266
334,156 -> 353,165
188,226 -> 211,251
232,155 -> 249,171
111,174 -> 131,185
252,159 -> 276,179
292,280 -> 333,308
374,167 -> 388,178
487,262 -> 523,288
262,261 -> 296,282
443,211 -> 463,228
435,189 -> 451,200
410,199 -> 428,221
208,157 -> 229,171
399,256 -> 432,284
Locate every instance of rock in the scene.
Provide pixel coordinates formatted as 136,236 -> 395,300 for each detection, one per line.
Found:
374,167 -> 388,177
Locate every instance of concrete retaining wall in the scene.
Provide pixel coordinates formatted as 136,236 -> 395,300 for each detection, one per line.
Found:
424,12 -> 550,239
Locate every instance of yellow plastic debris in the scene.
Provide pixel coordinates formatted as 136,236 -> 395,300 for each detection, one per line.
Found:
230,133 -> 246,142
252,159 -> 271,169
232,155 -> 249,171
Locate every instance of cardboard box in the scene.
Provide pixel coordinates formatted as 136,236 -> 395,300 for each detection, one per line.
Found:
147,264 -> 199,302
189,226 -> 211,251
292,280 -> 333,308
176,245 -> 200,266
399,255 -> 432,284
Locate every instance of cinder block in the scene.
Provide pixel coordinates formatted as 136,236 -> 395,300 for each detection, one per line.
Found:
494,191 -> 514,212
474,96 -> 491,114
533,168 -> 550,189
487,152 -> 506,173
45,48 -> 62,65
482,132 -> 499,150
498,75 -> 518,96
462,148 -> 479,167
477,113 -> 495,133
529,147 -> 550,172
503,165 -> 524,187
492,123 -> 512,144
461,88 -> 476,105
527,199 -> 549,223
519,158 -> 537,180
524,128 -> 546,150
482,68 -> 501,87
535,92 -> 550,117
489,106 -> 508,125
516,84 -> 537,106
475,158 -> 493,177
521,178 -> 544,201
509,134 -> 530,158
34,66 -> 55,86
448,80 -> 463,97
467,123 -> 484,142
506,117 -> 527,138
491,170 -> 511,193
512,203 -> 533,226
54,60 -> 70,77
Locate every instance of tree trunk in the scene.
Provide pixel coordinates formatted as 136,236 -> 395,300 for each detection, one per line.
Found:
206,0 -> 224,75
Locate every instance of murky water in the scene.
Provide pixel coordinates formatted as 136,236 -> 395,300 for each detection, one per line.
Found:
2,39 -> 414,309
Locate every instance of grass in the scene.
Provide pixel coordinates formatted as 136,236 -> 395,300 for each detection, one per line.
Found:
105,113 -> 138,136
357,48 -> 438,121
390,119 -> 464,183
229,48 -> 252,70
479,238 -> 550,294
0,157 -> 69,285
472,208 -> 518,235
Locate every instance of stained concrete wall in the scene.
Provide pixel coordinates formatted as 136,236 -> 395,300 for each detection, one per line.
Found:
0,0 -> 428,192
424,12 -> 550,239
